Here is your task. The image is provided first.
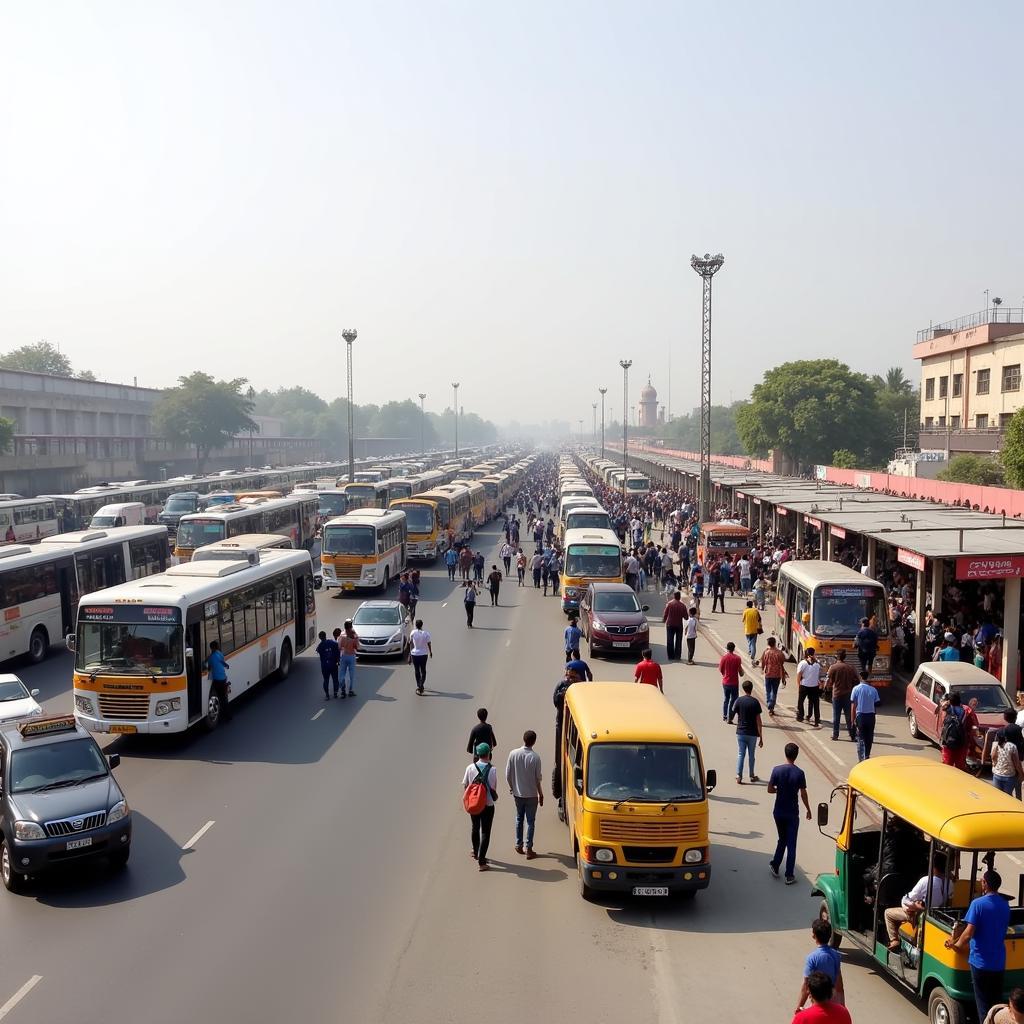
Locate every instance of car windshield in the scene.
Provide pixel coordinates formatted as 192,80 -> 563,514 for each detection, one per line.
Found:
813,586 -> 889,637
568,513 -> 611,531
593,592 -> 641,613
176,519 -> 226,548
323,526 -> 375,556
76,622 -> 183,675
354,606 -> 401,626
164,497 -> 196,513
10,738 -> 108,793
587,743 -> 703,802
397,505 -> 435,533
956,684 -> 1013,714
90,516 -> 117,527
566,544 -> 621,578
0,680 -> 28,702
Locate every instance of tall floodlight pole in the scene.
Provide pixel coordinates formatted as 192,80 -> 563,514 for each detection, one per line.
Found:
246,385 -> 255,466
598,387 -> 607,460
418,393 -> 426,455
619,360 -> 632,497
343,328 -> 358,480
578,419 -> 583,445
592,402 -> 597,446
452,382 -> 460,458
690,253 -> 725,524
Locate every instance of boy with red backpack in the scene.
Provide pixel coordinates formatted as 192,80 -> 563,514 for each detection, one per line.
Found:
462,742 -> 499,871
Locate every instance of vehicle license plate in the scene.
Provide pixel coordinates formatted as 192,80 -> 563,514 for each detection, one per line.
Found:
612,641 -> 630,648
110,724 -> 137,734
342,583 -> 355,591
633,886 -> 668,896
66,837 -> 93,851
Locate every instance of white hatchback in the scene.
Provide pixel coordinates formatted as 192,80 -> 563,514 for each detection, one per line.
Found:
352,601 -> 413,658
0,674 -> 43,726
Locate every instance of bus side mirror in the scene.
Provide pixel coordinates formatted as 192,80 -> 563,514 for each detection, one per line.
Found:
706,769 -> 717,793
817,802 -> 829,828
573,767 -> 583,794
802,613 -> 811,625
65,634 -> 76,652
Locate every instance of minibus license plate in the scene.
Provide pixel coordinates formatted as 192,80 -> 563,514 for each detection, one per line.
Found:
110,724 -> 137,734
66,837 -> 92,851
612,641 -> 631,648
633,886 -> 669,896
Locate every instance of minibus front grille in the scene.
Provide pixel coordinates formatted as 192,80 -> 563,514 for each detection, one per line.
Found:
623,846 -> 677,863
334,564 -> 362,579
97,693 -> 150,720
600,819 -> 700,842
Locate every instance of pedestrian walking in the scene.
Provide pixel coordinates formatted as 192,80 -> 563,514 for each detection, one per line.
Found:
729,679 -> 763,783
759,637 -> 788,716
742,599 -> 762,660
684,607 -> 699,664
767,741 -> 811,884
564,615 -> 582,662
445,545 -> 458,581
795,919 -> 845,1016
338,620 -> 358,698
473,551 -> 485,583
315,629 -> 340,699
459,546 -> 473,581
662,590 -> 687,661
634,648 -> 664,692
982,710 -> 1024,798
487,565 -> 502,606
467,707 -> 497,754
825,649 -> 858,742
795,648 -> 822,727
463,580 -> 478,627
500,541 -> 513,577
792,973 -> 850,1024
205,639 -> 233,721
851,671 -> 881,760
753,575 -> 767,611
938,690 -> 981,771
718,640 -> 744,721
408,570 -> 420,619
506,730 -> 543,858
463,743 -> 498,871
516,549 -> 527,587
855,616 -> 879,676
409,618 -> 432,695
711,564 -> 726,614
946,869 -> 1011,1023
530,550 -> 543,589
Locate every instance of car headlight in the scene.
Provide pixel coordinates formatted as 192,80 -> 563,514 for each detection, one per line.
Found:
388,631 -> 402,643
30,706 -> 43,716
639,618 -> 649,630
14,820 -> 46,841
107,800 -> 129,824
684,848 -> 705,864
591,618 -> 605,631
74,695 -> 95,715
155,697 -> 181,717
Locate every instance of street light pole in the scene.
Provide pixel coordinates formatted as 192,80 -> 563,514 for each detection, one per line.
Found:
690,253 -> 725,525
598,387 -> 607,460
418,393 -> 426,455
452,382 -> 460,459
619,360 -> 632,498
343,328 -> 357,481
592,402 -> 597,446
246,385 -> 255,467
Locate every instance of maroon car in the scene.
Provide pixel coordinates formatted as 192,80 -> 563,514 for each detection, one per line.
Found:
579,582 -> 650,657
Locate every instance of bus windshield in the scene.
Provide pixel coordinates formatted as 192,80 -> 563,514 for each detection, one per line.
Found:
164,496 -> 197,514
567,512 -> 612,532
323,526 -> 375,556
319,494 -> 348,517
625,478 -> 649,491
176,519 -> 227,548
346,485 -> 378,502
76,622 -> 184,675
566,544 -> 621,578
398,505 -> 435,534
813,585 -> 888,637
587,743 -> 703,802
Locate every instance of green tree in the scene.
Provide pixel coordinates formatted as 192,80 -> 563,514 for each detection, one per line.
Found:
662,401 -> 747,455
871,366 -> 913,395
0,416 -> 15,453
76,369 -> 97,381
736,359 -> 886,467
832,448 -> 859,468
1001,408 -> 1024,488
0,341 -> 73,376
153,372 -> 258,472
938,454 -> 1004,486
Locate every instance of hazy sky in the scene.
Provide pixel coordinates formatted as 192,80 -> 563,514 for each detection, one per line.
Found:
2,1 -> 1022,427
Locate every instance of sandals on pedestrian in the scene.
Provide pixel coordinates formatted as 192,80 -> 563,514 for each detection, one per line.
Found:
735,775 -> 743,784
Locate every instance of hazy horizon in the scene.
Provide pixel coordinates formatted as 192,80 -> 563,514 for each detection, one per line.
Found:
2,1 -> 1022,428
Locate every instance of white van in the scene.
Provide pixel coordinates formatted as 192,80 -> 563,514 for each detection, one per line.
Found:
88,502 -> 146,529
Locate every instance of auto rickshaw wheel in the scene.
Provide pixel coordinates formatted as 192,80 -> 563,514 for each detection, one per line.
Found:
818,900 -> 842,948
928,985 -> 965,1024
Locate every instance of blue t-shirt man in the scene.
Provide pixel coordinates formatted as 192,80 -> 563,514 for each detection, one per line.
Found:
850,680 -> 881,716
805,944 -> 842,983
316,635 -> 340,669
964,890 -> 1011,970
768,762 -> 807,819
445,547 -> 458,567
207,647 -> 228,681
938,644 -> 961,662
564,624 -> 583,652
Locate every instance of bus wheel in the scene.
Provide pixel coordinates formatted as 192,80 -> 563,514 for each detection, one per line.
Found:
28,627 -> 48,665
277,640 -> 293,681
576,854 -> 594,901
818,900 -> 842,947
204,689 -> 222,731
1,838 -> 26,893
382,569 -> 390,592
928,986 -> 965,1024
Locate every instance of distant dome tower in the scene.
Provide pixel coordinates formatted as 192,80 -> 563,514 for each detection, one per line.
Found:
638,377 -> 658,429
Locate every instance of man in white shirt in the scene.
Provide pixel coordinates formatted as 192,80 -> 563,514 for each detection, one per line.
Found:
884,856 -> 950,950
737,556 -> 752,595
505,730 -> 544,858
463,743 -> 498,871
795,648 -> 823,727
408,618 -> 433,695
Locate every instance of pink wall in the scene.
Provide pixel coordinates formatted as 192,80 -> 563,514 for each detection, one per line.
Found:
632,443 -> 774,474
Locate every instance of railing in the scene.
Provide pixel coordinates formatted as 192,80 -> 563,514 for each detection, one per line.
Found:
918,426 -> 1005,437
917,307 -> 1024,342
3,433 -> 321,460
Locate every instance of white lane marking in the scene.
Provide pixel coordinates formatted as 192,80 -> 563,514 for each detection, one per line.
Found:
182,820 -> 216,850
505,639 -> 511,647
809,734 -> 844,766
0,976 -> 42,1021
311,708 -> 325,721
441,602 -> 448,608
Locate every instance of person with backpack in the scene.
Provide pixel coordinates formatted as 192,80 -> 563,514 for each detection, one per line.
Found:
462,742 -> 499,871
937,690 -> 980,771
855,617 -> 879,676
315,629 -> 340,700
850,671 -> 881,761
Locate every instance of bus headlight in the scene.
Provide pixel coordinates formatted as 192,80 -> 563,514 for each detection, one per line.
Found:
14,820 -> 46,841
586,846 -> 615,863
684,848 -> 705,864
365,570 -> 377,582
75,695 -> 95,715
107,800 -> 129,824
155,698 -> 181,717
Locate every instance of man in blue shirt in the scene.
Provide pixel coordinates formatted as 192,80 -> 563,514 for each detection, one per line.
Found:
205,640 -> 232,722
850,671 -> 881,761
795,918 -> 844,1017
444,545 -> 458,582
946,869 -> 1011,1022
855,617 -> 879,675
315,629 -> 340,699
767,742 -> 811,884
564,617 -> 583,663
938,633 -> 961,662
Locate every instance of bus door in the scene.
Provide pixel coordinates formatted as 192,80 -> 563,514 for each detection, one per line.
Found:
295,573 -> 308,650
57,558 -> 76,636
186,622 -> 203,721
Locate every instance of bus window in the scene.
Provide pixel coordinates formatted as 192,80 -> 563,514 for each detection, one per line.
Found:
794,588 -> 809,627
323,525 -> 375,556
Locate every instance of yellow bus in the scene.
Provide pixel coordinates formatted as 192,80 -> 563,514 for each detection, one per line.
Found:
417,489 -> 471,548
320,508 -> 408,592
389,498 -> 442,561
560,682 -> 716,900
479,476 -> 503,520
465,481 -> 487,528
560,527 -> 624,615
774,560 -> 893,686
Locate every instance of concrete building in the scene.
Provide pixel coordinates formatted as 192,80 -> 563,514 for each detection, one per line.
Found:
637,377 -> 659,429
915,306 -> 1024,456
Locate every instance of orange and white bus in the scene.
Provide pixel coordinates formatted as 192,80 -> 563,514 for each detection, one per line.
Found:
466,481 -> 487,528
320,508 -> 407,592
418,487 -> 472,548
389,498 -> 443,561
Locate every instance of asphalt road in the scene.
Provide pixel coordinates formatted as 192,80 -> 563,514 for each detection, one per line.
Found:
0,521 -> 925,1024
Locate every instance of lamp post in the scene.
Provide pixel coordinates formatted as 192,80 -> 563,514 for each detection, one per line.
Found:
598,387 -> 607,460
619,360 -> 632,497
246,385 -> 255,467
690,253 -> 725,525
418,393 -> 426,455
578,419 -> 583,445
592,402 -> 597,446
452,382 -> 460,458
342,329 -> 357,479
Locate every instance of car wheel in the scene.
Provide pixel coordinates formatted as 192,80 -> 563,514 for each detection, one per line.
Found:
109,847 -> 130,871
28,626 -> 48,665
818,899 -> 842,947
277,639 -> 293,680
908,709 -> 921,739
1,838 -> 26,894
928,986 -> 965,1024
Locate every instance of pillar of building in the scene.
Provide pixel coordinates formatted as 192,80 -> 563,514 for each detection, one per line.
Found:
1002,577 -> 1021,701
930,560 -> 943,615
821,526 -> 828,560
794,512 -> 804,550
866,537 -> 877,577
914,568 -> 926,668
747,496 -> 754,528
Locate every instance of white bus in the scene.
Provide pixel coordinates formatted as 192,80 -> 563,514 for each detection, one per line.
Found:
0,525 -> 171,664
71,547 -> 316,733
174,495 -> 319,560
0,498 -> 60,544
320,508 -> 407,592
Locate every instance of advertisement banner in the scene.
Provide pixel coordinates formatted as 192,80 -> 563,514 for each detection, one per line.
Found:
897,547 -> 926,572
955,555 -> 1024,581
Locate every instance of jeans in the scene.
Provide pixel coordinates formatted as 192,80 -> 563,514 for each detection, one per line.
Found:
471,804 -> 495,864
447,562 -> 456,581
993,773 -> 1017,796
971,965 -> 1004,1024
736,734 -> 757,779
764,677 -> 781,711
465,601 -> 475,626
564,647 -> 580,662
686,636 -> 696,662
339,654 -> 356,693
722,684 -> 739,720
746,633 -> 758,660
533,568 -> 541,588
832,696 -> 855,740
411,654 -> 428,689
857,651 -> 875,676
517,567 -> 525,586
856,712 -> 876,760
771,815 -> 799,880
741,576 -> 751,595
490,586 -> 499,606
666,625 -> 682,660
796,686 -> 820,725
514,796 -> 538,849
321,663 -> 339,697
